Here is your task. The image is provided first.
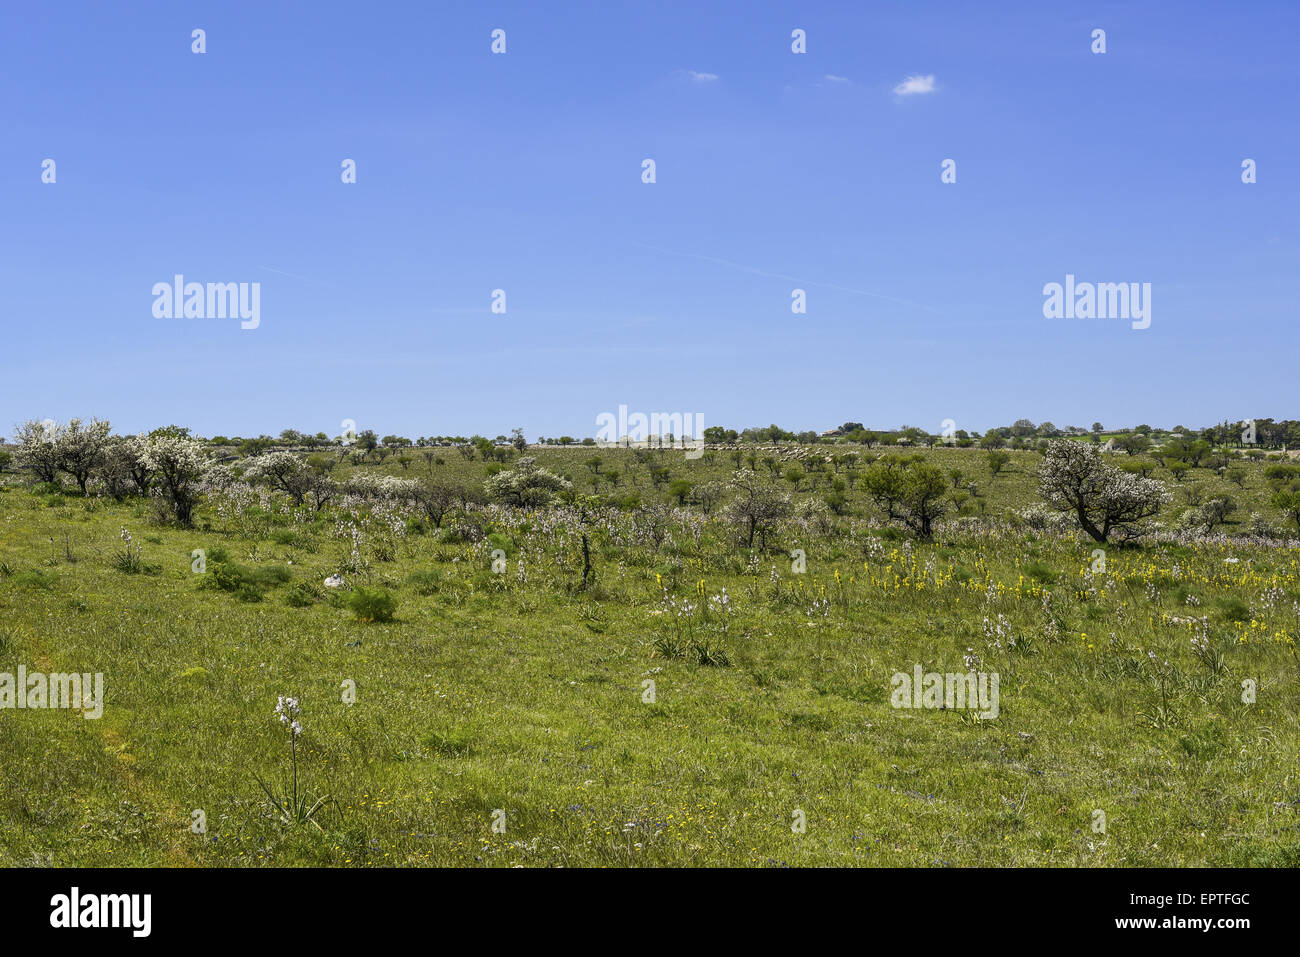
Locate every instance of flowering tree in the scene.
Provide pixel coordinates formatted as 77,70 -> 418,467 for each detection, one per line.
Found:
344,473 -> 419,500
13,419 -> 64,483
243,450 -> 314,505
56,417 -> 112,494
87,433 -> 153,499
122,435 -> 155,495
138,431 -> 210,524
1038,440 -> 1170,543
483,456 -> 572,507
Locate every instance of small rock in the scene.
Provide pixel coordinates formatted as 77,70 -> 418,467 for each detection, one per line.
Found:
324,574 -> 345,588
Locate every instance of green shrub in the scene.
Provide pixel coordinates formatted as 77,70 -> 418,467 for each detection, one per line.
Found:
348,586 -> 396,623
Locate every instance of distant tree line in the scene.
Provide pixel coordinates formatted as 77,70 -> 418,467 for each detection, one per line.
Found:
32,416 -> 1294,457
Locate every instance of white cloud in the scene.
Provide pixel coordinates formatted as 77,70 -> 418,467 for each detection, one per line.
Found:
893,74 -> 937,96
824,74 -> 850,84
687,70 -> 718,83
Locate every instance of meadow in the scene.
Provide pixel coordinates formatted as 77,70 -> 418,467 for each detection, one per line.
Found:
1,440 -> 1298,867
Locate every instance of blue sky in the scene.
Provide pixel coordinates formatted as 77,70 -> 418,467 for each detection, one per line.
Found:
3,0 -> 1297,440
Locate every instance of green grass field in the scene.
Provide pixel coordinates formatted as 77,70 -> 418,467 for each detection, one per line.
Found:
2,444 -> 1298,867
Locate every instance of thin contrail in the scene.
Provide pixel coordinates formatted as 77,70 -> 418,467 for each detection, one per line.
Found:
258,265 -> 333,286
630,240 -> 940,313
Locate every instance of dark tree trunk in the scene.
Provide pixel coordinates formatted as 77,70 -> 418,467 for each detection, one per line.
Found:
581,533 -> 591,588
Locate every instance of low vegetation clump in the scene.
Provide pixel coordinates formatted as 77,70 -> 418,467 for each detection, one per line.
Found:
347,586 -> 397,623
202,546 -> 292,603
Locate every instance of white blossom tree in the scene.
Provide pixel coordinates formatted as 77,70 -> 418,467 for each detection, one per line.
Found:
344,473 -> 420,501
138,432 -> 210,524
243,450 -> 313,505
56,417 -> 112,494
122,434 -> 155,495
483,456 -> 571,508
13,419 -> 64,484
1038,440 -> 1170,543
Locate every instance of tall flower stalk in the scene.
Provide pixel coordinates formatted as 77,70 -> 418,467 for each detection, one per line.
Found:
256,696 -> 329,831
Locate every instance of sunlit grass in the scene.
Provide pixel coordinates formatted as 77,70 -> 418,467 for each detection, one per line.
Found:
0,446 -> 1296,867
